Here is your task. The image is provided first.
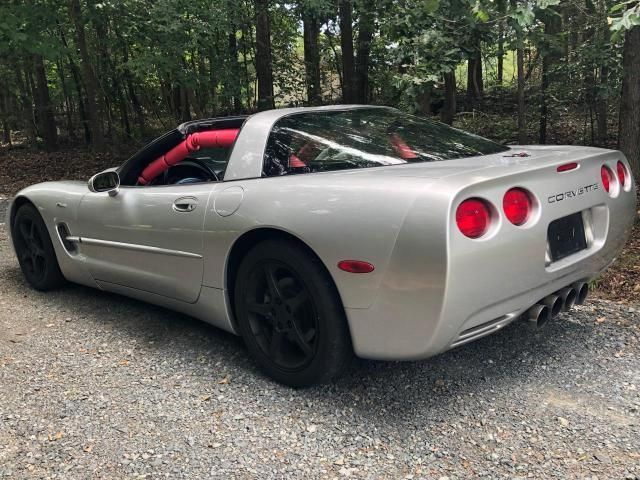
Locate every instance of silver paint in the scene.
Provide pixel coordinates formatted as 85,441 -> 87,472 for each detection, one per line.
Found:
7,107 -> 637,360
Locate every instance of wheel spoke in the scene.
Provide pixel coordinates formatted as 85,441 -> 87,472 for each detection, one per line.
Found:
20,252 -> 33,270
285,290 -> 309,314
29,221 -> 36,240
32,245 -> 46,259
18,222 -> 30,241
303,328 -> 317,343
247,301 -> 272,318
264,265 -> 282,300
290,326 -> 314,357
269,330 -> 285,361
33,256 -> 45,275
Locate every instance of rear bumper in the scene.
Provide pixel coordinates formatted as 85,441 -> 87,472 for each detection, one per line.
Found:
345,177 -> 635,361
346,267 -> 603,361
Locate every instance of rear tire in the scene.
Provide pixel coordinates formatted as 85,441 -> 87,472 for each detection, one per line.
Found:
234,238 -> 352,387
12,203 -> 66,291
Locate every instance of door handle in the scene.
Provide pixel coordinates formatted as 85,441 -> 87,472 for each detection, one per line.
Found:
173,197 -> 198,213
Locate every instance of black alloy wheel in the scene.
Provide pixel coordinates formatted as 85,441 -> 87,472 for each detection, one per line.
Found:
12,204 -> 66,290
234,239 -> 352,387
244,260 -> 319,371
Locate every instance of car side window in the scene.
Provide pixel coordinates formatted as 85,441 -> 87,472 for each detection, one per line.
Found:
132,129 -> 239,186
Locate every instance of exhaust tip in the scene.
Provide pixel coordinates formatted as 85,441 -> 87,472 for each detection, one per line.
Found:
542,295 -> 563,318
574,283 -> 589,305
558,288 -> 577,311
527,304 -> 551,328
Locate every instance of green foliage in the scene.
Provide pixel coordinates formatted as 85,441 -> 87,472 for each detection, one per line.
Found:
0,0 -> 633,159
610,1 -> 640,40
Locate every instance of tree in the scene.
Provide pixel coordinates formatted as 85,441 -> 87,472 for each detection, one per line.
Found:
339,0 -> 356,103
69,0 -> 104,148
255,0 -> 275,110
32,54 -> 57,151
619,25 -> 640,178
466,34 -> 483,107
355,0 -> 375,104
538,6 -> 562,144
302,8 -> 322,105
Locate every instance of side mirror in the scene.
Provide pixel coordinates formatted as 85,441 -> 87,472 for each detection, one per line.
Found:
88,170 -> 120,197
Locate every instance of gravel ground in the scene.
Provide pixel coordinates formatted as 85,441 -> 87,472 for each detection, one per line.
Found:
0,223 -> 639,479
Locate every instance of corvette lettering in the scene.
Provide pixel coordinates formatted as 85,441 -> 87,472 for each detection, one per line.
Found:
548,183 -> 599,203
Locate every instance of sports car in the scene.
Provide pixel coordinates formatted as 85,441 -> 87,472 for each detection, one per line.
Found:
6,105 -> 636,386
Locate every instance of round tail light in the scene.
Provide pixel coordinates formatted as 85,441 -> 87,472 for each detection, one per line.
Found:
616,161 -> 627,188
456,198 -> 491,238
503,188 -> 532,226
601,165 -> 613,194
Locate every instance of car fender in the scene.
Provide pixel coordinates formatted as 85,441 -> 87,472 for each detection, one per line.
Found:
9,181 -> 97,288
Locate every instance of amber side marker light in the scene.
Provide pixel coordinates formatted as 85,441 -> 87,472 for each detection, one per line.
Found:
338,260 -> 375,274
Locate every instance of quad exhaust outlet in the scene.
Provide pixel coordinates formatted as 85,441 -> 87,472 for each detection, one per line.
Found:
526,304 -> 551,328
574,282 -> 589,305
525,282 -> 589,328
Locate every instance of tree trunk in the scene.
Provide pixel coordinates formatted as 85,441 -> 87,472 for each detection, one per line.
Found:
325,27 -> 343,97
255,0 -> 274,111
32,55 -> 57,151
539,10 -> 561,144
466,36 -> 483,108
418,87 -> 431,115
113,20 -> 145,136
517,42 -> 526,144
339,0 -> 356,103
69,0 -> 104,148
180,84 -> 191,122
240,23 -> 254,109
618,26 -> 640,179
209,46 -> 219,115
497,27 -> 504,85
596,63 -> 608,146
355,0 -> 374,104
14,62 -> 37,146
303,11 -> 321,105
56,60 -> 76,142
0,80 -> 11,145
57,21 -> 90,143
91,9 -> 113,140
595,3 -> 609,147
539,56 -> 550,144
441,70 -> 456,125
227,25 -> 243,113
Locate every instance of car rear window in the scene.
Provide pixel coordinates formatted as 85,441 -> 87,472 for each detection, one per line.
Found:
263,108 -> 509,177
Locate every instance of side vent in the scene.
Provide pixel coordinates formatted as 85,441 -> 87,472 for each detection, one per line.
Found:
56,223 -> 77,253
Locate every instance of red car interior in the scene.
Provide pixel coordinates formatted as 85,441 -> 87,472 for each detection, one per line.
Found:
389,133 -> 418,160
137,128 -> 240,185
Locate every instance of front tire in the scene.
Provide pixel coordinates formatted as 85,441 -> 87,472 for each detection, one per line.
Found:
234,239 -> 352,387
12,203 -> 66,291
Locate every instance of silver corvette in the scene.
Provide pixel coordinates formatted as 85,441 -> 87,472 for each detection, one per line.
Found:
6,105 -> 636,386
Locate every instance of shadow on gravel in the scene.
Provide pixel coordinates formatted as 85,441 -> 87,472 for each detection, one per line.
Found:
3,262 -> 605,428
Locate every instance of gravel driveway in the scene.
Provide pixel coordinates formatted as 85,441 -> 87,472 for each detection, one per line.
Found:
0,224 -> 639,479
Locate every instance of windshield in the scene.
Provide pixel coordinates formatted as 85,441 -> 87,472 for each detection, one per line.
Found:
263,108 -> 509,176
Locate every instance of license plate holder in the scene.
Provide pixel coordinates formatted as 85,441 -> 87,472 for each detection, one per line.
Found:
547,212 -> 587,261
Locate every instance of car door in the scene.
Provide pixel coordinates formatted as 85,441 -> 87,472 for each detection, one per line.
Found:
76,184 -> 212,303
